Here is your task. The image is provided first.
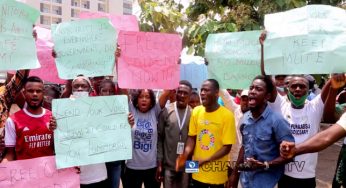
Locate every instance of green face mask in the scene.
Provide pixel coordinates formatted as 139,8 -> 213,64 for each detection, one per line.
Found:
288,91 -> 308,107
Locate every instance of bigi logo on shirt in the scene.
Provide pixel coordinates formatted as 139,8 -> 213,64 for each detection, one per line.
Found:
133,119 -> 153,152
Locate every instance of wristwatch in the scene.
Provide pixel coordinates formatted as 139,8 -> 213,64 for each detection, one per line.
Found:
264,161 -> 270,170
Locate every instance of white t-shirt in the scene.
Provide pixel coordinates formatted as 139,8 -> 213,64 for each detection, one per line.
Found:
269,94 -> 324,179
219,89 -> 243,163
126,103 -> 161,170
336,113 -> 346,144
80,163 -> 107,184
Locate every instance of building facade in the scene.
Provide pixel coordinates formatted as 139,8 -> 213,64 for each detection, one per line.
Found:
123,0 -> 132,15
18,0 -> 128,28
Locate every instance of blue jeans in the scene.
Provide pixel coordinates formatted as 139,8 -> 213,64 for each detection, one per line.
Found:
106,161 -> 122,188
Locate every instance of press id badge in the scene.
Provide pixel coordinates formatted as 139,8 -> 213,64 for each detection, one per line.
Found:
177,142 -> 185,154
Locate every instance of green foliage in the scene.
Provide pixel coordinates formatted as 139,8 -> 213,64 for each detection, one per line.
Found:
138,0 -> 344,56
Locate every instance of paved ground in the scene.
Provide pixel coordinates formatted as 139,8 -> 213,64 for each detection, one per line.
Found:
316,124 -> 343,188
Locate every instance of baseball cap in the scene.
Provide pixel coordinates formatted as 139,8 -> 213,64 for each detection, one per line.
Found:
241,90 -> 249,97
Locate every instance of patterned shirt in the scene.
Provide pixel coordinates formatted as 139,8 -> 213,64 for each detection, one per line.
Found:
0,70 -> 28,128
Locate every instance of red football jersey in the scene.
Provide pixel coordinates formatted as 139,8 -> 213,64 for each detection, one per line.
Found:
11,109 -> 54,160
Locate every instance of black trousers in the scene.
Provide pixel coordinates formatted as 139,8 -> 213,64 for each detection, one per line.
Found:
191,179 -> 224,188
123,167 -> 161,188
278,175 -> 316,188
80,180 -> 107,188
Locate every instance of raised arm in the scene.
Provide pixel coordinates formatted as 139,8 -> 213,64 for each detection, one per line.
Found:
158,90 -> 172,109
219,89 -> 238,113
259,31 -> 267,76
4,70 -> 29,108
321,74 -> 345,122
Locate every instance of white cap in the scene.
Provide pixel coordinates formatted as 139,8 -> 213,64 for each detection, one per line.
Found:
0,71 -> 7,84
241,90 -> 249,97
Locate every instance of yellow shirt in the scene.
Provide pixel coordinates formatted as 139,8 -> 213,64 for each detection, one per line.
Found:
189,105 -> 236,184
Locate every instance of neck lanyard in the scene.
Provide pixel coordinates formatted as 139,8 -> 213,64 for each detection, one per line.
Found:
174,102 -> 188,140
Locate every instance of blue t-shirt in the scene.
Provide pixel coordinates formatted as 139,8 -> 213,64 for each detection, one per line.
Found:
240,106 -> 294,188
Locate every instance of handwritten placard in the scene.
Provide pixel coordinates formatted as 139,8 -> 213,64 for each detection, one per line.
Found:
79,12 -> 139,33
31,26 -> 65,84
205,31 -> 262,89
51,18 -> 117,79
0,156 -> 79,188
52,95 -> 132,169
180,56 -> 207,88
118,31 -> 181,89
264,5 -> 346,74
0,0 -> 40,71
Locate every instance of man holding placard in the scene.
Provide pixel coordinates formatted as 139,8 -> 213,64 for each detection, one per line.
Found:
260,30 -> 346,188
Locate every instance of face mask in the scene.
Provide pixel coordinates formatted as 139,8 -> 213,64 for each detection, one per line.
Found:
276,86 -> 286,93
72,91 -> 89,98
287,91 -> 307,107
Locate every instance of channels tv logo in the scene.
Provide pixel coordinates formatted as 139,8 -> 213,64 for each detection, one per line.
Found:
185,160 -> 199,173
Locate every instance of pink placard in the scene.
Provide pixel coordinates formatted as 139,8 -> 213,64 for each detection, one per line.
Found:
8,26 -> 65,84
0,156 -> 80,188
118,31 -> 181,89
79,12 -> 139,33
32,26 -> 65,84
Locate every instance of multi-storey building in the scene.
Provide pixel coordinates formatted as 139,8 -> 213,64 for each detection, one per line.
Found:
18,0 -> 131,28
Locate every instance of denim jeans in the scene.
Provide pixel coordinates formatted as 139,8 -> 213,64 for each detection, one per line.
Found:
106,161 -> 122,188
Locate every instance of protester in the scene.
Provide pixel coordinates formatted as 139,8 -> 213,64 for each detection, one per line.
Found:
0,70 -> 29,159
124,89 -> 171,188
63,75 -> 108,188
91,76 -> 105,96
219,89 -> 249,173
43,84 -> 61,111
176,79 -> 236,188
228,75 -> 294,188
189,91 -> 201,109
280,112 -> 346,187
260,31 -> 344,188
157,80 -> 193,188
3,76 -> 54,161
94,79 -> 123,188
274,75 -> 287,96
304,74 -> 318,101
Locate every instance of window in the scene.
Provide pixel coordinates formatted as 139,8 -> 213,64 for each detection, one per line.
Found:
71,0 -> 79,7
40,15 -> 50,25
98,3 -> 105,12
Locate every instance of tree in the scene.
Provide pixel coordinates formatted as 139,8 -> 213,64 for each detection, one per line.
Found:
138,0 -> 344,56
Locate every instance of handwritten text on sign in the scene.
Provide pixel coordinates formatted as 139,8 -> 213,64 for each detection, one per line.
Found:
0,0 -> 40,70
79,12 -> 139,33
205,31 -> 262,89
52,18 -> 117,79
52,95 -> 132,169
0,156 -> 79,188
264,5 -> 346,74
118,31 -> 181,89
